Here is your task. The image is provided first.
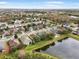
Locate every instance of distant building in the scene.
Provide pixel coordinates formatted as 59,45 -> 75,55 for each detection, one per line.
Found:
14,20 -> 21,27
0,22 -> 7,29
72,29 -> 79,35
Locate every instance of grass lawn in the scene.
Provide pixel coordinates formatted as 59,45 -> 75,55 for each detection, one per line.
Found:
67,34 -> 79,40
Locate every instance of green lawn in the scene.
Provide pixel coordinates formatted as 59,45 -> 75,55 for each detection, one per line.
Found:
67,34 -> 79,40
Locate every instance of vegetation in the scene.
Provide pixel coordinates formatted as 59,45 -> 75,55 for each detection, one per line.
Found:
0,52 -> 58,59
68,34 -> 79,40
29,32 -> 54,44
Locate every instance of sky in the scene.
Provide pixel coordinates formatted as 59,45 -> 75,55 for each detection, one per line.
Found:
0,0 -> 79,9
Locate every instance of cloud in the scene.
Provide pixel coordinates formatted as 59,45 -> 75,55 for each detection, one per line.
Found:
42,1 -> 64,9
0,1 -> 7,5
46,1 -> 64,4
41,1 -> 64,9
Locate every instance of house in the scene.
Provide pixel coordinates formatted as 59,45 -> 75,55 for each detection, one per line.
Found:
19,34 -> 32,45
29,27 -> 34,32
3,30 -> 10,37
7,39 -> 21,52
14,20 -> 22,27
0,22 -> 8,30
72,28 -> 79,35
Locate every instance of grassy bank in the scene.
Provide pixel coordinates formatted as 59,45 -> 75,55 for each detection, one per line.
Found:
0,52 -> 58,59
67,34 -> 79,40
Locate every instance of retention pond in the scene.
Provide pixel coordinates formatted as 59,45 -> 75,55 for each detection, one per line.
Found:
36,38 -> 79,59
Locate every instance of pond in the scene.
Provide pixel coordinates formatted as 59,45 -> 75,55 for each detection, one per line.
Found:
0,40 -> 6,52
36,38 -> 79,59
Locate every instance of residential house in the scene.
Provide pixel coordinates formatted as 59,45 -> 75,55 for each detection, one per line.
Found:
7,39 -> 21,52
19,34 -> 32,45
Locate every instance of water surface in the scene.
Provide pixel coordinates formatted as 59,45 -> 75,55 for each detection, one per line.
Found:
40,38 -> 79,59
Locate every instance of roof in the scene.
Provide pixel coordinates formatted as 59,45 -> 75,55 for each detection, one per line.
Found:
20,35 -> 32,45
